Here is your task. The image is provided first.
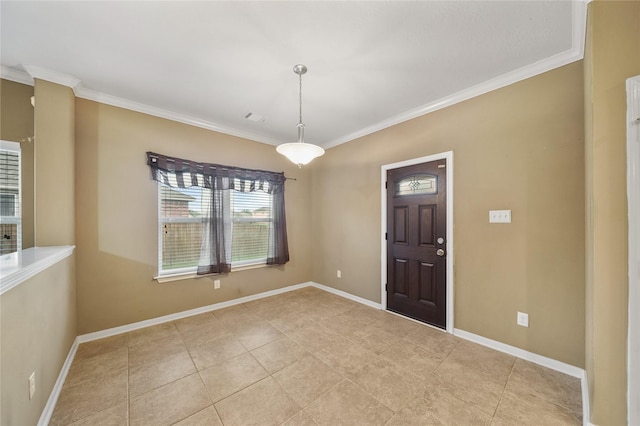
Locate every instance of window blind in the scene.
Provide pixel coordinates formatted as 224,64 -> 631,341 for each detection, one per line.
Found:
230,190 -> 272,266
159,185 -> 203,273
0,141 -> 21,255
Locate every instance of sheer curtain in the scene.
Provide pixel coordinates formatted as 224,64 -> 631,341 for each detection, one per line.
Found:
197,175 -> 232,274
267,188 -> 289,265
146,152 -> 289,275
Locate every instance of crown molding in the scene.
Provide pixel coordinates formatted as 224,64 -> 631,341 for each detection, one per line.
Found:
323,0 -> 589,149
22,65 -> 81,93
324,49 -> 583,148
0,62 -> 280,145
572,0 -> 590,59
3,47 -> 583,150
1,65 -> 83,93
74,86 -> 282,146
0,65 -> 33,85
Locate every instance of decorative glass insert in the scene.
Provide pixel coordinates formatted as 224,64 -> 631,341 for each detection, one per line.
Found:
395,174 -> 437,196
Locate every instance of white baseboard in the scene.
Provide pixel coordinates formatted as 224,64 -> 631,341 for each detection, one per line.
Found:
309,281 -> 383,310
78,281 -> 381,344
453,328 -> 590,425
78,282 -> 313,343
43,282 -> 592,426
581,369 -> 592,426
37,337 -> 79,426
453,328 -> 584,378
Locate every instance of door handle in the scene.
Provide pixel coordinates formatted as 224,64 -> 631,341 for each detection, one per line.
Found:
436,249 -> 445,256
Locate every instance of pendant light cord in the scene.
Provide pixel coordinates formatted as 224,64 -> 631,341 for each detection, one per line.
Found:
299,71 -> 303,126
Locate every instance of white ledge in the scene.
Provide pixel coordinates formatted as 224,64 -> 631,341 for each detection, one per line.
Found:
0,246 -> 75,295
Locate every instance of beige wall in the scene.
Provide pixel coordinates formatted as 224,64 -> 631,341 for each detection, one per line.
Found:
312,62 -> 586,367
584,1 -> 640,424
0,256 -> 77,426
0,79 -> 35,248
74,99 -> 312,334
0,79 -> 34,142
34,79 -> 75,246
1,79 -> 77,425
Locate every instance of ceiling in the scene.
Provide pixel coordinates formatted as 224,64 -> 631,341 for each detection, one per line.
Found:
0,1 -> 586,149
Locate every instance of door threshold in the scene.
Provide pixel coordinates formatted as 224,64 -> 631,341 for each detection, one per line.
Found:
385,309 -> 449,333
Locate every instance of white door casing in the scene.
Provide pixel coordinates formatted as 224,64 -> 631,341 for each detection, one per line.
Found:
381,151 -> 454,333
626,75 -> 640,426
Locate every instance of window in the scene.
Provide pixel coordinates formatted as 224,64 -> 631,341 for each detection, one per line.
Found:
159,185 -> 203,274
147,151 -> 288,279
229,189 -> 272,267
395,174 -> 437,196
158,183 -> 274,275
0,141 -> 21,256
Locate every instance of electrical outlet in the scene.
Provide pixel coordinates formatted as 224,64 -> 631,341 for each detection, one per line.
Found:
214,279 -> 221,289
28,372 -> 36,400
337,270 -> 341,278
517,311 -> 529,327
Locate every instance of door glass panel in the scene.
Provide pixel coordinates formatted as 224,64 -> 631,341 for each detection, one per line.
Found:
395,174 -> 437,196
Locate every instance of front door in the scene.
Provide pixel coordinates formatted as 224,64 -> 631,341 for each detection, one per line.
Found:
386,159 -> 447,328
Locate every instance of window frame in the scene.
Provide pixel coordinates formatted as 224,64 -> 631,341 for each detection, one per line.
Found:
155,182 -> 273,281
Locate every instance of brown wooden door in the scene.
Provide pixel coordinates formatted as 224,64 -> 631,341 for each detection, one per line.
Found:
386,159 -> 447,328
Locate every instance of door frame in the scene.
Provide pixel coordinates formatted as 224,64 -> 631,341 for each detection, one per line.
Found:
381,151 -> 454,333
626,75 -> 640,426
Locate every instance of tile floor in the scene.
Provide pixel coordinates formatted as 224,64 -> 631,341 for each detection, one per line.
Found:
50,287 -> 582,425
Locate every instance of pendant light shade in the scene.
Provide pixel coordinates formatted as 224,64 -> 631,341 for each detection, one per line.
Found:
276,141 -> 325,166
276,64 -> 325,167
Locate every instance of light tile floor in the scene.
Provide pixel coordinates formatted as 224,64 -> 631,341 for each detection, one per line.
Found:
50,287 -> 582,425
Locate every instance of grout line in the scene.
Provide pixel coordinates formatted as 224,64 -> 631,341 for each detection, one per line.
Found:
211,401 -> 224,424
491,358 -> 516,420
268,372 -> 306,421
299,378 -> 347,424
429,350 -> 450,376
177,321 -> 216,424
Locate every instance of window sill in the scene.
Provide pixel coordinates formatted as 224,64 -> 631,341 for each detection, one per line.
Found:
154,263 -> 267,283
155,272 -> 200,283
0,246 -> 75,295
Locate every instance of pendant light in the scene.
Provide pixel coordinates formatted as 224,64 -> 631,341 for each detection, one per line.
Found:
276,64 -> 325,167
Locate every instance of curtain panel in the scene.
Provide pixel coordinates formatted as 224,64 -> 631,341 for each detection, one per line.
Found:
146,152 -> 289,274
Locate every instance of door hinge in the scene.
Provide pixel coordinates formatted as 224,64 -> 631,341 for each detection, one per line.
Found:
385,232 -> 388,240
385,181 -> 388,189
385,283 -> 388,292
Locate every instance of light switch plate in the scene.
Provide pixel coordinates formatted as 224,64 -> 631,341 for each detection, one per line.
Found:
489,210 -> 512,223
